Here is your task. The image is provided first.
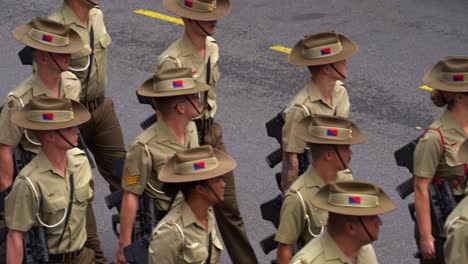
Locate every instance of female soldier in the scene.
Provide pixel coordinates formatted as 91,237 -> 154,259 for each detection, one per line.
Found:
413,56 -> 468,263
148,145 -> 236,264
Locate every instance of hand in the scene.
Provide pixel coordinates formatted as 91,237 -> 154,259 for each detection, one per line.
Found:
114,245 -> 128,264
420,235 -> 436,260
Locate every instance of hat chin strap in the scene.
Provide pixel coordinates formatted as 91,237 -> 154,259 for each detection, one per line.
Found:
332,145 -> 348,171
185,95 -> 202,115
195,20 -> 213,37
331,63 -> 346,80
55,130 -> 77,149
206,182 -> 222,204
358,216 -> 375,242
48,52 -> 65,72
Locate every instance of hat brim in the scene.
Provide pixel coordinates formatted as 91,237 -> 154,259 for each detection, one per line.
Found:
11,100 -> 90,130
163,0 -> 231,21
312,184 -> 397,216
136,77 -> 210,97
159,148 -> 237,183
458,139 -> 468,163
288,34 -> 358,67
13,22 -> 83,54
423,59 -> 468,92
293,116 -> 368,145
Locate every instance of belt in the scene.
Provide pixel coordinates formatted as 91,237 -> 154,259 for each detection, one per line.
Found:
82,96 -> 105,111
48,248 -> 83,262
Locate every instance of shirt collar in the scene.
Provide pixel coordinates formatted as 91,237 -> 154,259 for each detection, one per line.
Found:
441,109 -> 466,135
179,33 -> 215,62
34,150 -> 66,178
302,165 -> 326,188
155,119 -> 195,147
306,79 -> 342,108
321,231 -> 354,263
31,74 -> 51,97
180,200 -> 212,231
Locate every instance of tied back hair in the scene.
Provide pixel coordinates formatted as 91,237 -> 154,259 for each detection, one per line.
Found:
162,180 -> 207,210
430,89 -> 456,109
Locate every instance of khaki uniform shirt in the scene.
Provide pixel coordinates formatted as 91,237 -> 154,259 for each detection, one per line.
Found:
414,110 -> 467,195
444,196 -> 468,264
149,201 -> 223,264
0,72 -> 80,152
50,3 -> 112,101
275,166 -> 352,245
158,33 -> 220,118
122,120 -> 198,211
282,80 -> 350,153
5,148 -> 94,254
290,231 -> 378,264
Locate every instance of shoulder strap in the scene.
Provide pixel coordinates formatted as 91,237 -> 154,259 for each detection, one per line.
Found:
81,26 -> 95,102
290,189 -> 324,238
206,232 -> 213,264
143,144 -> 165,194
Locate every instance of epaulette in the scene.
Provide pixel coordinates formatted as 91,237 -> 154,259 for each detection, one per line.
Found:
159,55 -> 183,68
62,71 -> 79,80
207,36 -> 217,43
136,124 -> 158,145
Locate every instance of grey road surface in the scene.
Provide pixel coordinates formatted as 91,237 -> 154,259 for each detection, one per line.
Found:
1,0 -> 468,263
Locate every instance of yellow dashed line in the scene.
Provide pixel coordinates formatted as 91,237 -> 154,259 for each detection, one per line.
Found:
415,126 -> 422,130
419,85 -> 433,91
270,46 -> 291,54
134,9 -> 184,25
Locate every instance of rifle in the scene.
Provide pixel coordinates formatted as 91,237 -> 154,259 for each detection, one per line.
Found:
23,226 -> 49,264
394,137 -> 458,263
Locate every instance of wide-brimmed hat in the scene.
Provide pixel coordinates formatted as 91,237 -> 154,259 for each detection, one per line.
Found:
11,97 -> 90,131
423,56 -> 468,92
137,67 -> 210,97
163,0 -> 231,21
159,145 -> 236,183
13,17 -> 83,54
312,181 -> 396,216
293,114 -> 368,145
457,138 -> 468,163
288,31 -> 358,67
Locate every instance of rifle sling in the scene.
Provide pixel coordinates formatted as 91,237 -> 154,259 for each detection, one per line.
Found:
206,232 -> 212,264
57,174 -> 74,247
81,26 -> 94,103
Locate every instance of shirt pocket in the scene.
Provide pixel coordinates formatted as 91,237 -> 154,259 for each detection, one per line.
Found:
309,206 -> 328,227
44,195 -> 68,214
182,243 -> 208,264
444,144 -> 463,167
211,64 -> 220,84
70,45 -> 92,70
96,33 -> 112,51
74,187 -> 91,211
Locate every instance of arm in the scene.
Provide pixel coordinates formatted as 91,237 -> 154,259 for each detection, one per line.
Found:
414,176 -> 435,259
0,144 -> 15,191
281,151 -> 299,191
115,191 -> 139,264
277,243 -> 294,264
6,229 -> 25,264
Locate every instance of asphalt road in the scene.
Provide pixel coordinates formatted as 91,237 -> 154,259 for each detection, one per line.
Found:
1,0 -> 468,263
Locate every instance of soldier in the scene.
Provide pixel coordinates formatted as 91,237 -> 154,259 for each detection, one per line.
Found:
290,181 -> 396,264
282,31 -> 358,191
443,138 -> 468,264
115,67 -> 209,263
5,97 -> 94,263
0,17 -> 83,262
149,145 -> 236,264
158,0 -> 258,262
413,56 -> 468,263
49,1 -> 127,262
275,115 -> 367,264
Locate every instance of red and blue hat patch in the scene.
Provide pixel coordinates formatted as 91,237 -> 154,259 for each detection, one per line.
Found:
453,75 -> 465,82
348,196 -> 361,204
42,34 -> 53,43
320,47 -> 331,56
193,161 -> 206,170
42,113 -> 54,121
172,80 -> 184,88
326,129 -> 338,137
184,0 -> 193,7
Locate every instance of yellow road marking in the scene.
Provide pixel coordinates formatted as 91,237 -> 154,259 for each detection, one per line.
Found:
419,85 -> 433,91
134,9 -> 184,25
270,46 -> 291,54
415,126 -> 422,130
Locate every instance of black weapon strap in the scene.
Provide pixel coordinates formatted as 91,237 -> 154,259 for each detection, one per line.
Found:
57,174 -> 75,246
81,26 -> 94,103
206,232 -> 213,264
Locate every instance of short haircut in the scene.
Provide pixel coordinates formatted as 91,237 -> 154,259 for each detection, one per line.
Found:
153,96 -> 185,116
308,143 -> 332,160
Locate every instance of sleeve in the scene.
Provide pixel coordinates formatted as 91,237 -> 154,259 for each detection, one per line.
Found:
4,176 -> 38,232
357,244 -> 379,264
282,106 -> 308,153
148,223 -> 183,264
0,96 -> 23,146
334,82 -> 350,118
274,193 -> 305,244
61,71 -> 81,101
444,218 -> 468,264
122,142 -> 150,195
413,129 -> 443,178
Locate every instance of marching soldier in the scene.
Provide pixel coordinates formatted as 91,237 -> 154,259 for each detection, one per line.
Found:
5,97 -> 94,263
115,67 -> 209,263
157,0 -> 258,262
275,115 -> 367,264
290,181 -> 396,264
282,31 -> 358,191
